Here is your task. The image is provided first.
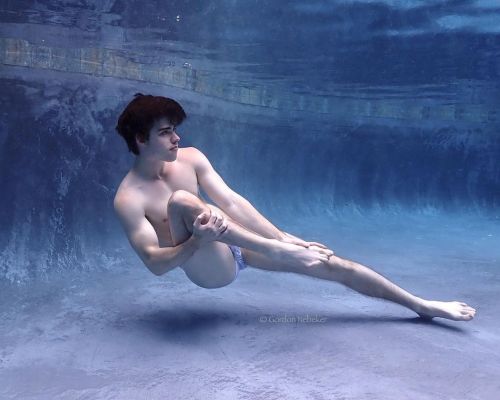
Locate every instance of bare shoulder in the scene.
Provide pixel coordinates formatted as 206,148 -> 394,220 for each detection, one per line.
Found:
179,146 -> 205,161
113,179 -> 144,219
179,146 -> 210,170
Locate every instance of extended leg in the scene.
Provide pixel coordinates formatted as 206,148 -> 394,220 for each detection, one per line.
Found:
326,255 -> 476,321
243,249 -> 476,321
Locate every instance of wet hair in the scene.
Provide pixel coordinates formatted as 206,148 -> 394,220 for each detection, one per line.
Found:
115,93 -> 187,155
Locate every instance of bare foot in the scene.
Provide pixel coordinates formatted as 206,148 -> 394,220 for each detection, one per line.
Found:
417,300 -> 476,321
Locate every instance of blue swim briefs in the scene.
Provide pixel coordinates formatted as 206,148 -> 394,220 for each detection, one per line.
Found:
228,244 -> 248,280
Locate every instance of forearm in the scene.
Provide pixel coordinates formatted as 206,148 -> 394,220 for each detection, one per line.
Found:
147,235 -> 202,276
224,195 -> 284,240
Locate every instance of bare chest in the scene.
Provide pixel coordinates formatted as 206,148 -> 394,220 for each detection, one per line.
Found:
146,179 -> 198,244
120,163 -> 199,246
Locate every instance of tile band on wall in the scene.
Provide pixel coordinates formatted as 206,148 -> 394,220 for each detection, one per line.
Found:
0,37 -> 496,124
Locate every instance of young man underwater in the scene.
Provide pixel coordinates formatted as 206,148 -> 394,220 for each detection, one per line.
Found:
113,93 -> 476,322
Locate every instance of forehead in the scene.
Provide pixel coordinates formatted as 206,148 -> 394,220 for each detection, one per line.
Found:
152,117 -> 175,130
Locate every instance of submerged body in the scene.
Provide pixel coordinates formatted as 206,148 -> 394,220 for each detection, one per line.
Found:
114,104 -> 476,322
115,146 -> 248,288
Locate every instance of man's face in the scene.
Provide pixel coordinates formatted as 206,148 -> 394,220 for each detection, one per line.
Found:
137,117 -> 180,162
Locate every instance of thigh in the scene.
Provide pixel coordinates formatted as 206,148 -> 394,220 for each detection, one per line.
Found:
181,241 -> 238,289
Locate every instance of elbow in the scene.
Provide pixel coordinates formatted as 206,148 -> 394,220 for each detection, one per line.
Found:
145,260 -> 164,276
142,248 -> 162,276
142,246 -> 175,276
144,256 -> 165,276
150,267 -> 164,277
144,256 -> 171,277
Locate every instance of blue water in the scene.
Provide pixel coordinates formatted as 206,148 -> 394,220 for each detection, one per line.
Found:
0,2 -> 499,398
0,0 -> 498,282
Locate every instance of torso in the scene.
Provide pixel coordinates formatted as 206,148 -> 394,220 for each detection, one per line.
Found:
114,146 -> 243,288
114,147 -> 199,247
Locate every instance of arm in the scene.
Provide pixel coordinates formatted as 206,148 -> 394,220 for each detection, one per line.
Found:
193,147 -> 331,250
192,147 -> 284,240
224,197 -> 331,249
113,196 -> 202,276
225,193 -> 284,240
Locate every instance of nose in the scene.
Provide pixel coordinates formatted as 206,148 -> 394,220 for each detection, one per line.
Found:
172,131 -> 180,143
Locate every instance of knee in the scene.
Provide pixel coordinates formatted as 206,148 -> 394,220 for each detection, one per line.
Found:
329,255 -> 356,271
167,190 -> 206,219
168,190 -> 200,210
325,255 -> 356,280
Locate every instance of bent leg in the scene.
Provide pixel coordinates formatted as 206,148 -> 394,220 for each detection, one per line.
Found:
167,190 -> 329,264
243,248 -> 476,321
168,190 -> 272,253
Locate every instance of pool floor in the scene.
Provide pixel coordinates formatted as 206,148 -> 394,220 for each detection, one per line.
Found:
0,211 -> 498,400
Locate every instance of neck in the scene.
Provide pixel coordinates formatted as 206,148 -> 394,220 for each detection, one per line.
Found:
132,155 -> 169,180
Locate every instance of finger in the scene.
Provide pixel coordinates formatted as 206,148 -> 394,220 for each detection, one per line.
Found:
309,245 -> 324,253
309,242 -> 328,249
311,243 -> 334,254
193,212 -> 206,227
218,223 -> 229,236
316,257 -> 329,265
212,215 -> 220,227
209,213 -> 217,224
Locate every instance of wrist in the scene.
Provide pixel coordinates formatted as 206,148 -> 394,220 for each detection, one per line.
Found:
190,234 -> 203,247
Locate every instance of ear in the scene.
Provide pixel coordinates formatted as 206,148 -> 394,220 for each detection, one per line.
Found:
135,133 -> 147,144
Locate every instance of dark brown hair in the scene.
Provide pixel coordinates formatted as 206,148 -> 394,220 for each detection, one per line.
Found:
115,93 -> 187,155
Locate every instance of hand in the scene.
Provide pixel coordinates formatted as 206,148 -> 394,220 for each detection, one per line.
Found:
192,210 -> 228,243
276,241 -> 332,269
281,232 -> 334,255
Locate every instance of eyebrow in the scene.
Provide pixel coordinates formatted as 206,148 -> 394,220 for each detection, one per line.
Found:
157,126 -> 174,132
